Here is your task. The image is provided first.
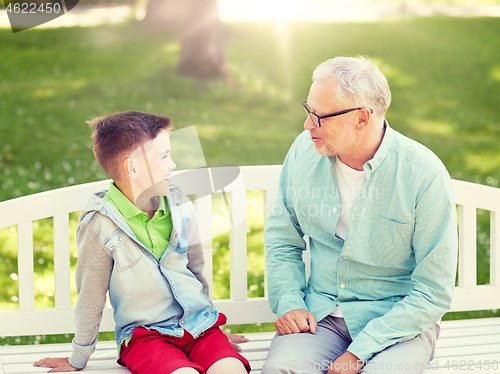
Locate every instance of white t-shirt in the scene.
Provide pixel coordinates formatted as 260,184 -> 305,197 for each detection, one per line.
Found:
330,157 -> 366,318
334,158 -> 366,240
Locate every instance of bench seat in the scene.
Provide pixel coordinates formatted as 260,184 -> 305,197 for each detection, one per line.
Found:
2,318 -> 500,373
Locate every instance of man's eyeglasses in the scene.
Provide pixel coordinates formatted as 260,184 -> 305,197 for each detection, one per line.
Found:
302,102 -> 373,128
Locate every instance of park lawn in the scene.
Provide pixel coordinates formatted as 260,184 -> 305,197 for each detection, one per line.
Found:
1,18 -> 500,199
1,16 -> 500,344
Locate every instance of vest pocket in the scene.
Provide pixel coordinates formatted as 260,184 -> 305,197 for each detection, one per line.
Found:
174,244 -> 188,254
173,230 -> 188,254
104,230 -> 143,271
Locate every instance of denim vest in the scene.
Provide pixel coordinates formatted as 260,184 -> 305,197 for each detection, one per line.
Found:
80,186 -> 218,347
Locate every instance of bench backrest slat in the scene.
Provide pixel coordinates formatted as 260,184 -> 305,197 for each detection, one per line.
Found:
17,222 -> 35,312
229,190 -> 248,302
53,213 -> 72,310
491,211 -> 500,286
457,204 -> 477,288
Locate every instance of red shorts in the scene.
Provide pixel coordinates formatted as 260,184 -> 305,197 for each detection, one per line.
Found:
118,313 -> 250,374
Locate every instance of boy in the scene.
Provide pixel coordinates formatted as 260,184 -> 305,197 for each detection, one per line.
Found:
34,111 -> 251,374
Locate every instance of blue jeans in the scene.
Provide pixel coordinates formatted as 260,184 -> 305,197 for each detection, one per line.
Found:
261,316 -> 439,374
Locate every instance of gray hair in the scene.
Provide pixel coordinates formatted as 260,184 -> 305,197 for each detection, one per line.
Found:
312,56 -> 391,116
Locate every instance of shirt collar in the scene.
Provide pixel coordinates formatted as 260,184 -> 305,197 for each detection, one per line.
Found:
327,119 -> 393,181
363,119 -> 393,180
105,182 -> 167,220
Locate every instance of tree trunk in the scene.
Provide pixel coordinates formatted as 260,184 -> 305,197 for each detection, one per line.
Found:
177,0 -> 228,79
143,0 -> 184,32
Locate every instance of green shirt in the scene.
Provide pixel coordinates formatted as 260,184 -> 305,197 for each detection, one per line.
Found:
103,182 -> 173,260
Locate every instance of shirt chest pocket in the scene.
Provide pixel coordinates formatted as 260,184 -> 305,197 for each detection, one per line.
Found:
369,215 -> 414,266
103,230 -> 143,271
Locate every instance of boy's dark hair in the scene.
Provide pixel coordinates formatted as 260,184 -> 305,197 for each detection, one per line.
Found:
88,111 -> 173,182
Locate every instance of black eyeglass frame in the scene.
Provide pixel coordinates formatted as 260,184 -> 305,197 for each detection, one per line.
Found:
302,102 -> 374,128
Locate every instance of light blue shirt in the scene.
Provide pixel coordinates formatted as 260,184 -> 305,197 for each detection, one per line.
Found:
265,122 -> 458,362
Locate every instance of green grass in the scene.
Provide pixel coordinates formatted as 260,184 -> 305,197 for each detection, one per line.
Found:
1,18 -> 500,201
1,16 -> 500,345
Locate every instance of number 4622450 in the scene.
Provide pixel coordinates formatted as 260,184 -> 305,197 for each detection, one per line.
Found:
6,2 -> 62,14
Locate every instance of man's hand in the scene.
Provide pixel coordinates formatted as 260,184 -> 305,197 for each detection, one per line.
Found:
275,309 -> 317,335
327,351 -> 364,374
33,357 -> 81,372
224,332 -> 249,352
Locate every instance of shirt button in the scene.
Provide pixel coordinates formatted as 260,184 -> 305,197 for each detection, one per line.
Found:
151,235 -> 156,240
175,293 -> 179,297
340,283 -> 345,289
180,320 -> 184,325
118,237 -> 122,241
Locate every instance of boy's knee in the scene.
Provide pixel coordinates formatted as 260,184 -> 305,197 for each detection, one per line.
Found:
207,357 -> 247,374
171,368 -> 199,374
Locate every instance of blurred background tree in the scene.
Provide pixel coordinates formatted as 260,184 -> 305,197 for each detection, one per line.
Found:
143,0 -> 227,79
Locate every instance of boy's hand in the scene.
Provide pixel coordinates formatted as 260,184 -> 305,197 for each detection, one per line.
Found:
224,332 -> 249,352
33,357 -> 81,372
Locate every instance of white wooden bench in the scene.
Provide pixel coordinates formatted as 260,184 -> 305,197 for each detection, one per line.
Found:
1,165 -> 500,374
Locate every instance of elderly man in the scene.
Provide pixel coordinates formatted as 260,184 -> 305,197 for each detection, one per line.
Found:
262,56 -> 457,374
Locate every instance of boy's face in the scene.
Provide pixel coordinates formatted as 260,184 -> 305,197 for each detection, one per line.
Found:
129,129 -> 176,200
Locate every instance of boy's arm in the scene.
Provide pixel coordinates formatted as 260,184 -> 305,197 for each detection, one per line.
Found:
69,220 -> 114,368
185,203 -> 250,350
185,210 -> 212,302
34,220 -> 113,371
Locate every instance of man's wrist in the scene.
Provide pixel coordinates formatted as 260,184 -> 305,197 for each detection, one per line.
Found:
276,294 -> 307,318
329,351 -> 364,374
